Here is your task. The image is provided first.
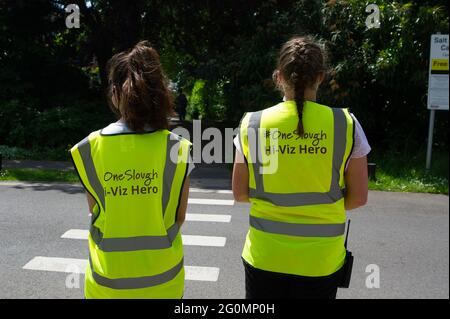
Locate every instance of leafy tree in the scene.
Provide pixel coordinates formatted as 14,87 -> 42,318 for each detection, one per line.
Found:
321,0 -> 449,149
1,0 -> 448,154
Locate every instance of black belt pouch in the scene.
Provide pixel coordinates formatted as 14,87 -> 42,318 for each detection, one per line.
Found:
338,250 -> 354,288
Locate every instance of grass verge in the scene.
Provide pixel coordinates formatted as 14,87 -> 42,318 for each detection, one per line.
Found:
367,149 -> 448,195
0,168 -> 79,183
368,170 -> 448,194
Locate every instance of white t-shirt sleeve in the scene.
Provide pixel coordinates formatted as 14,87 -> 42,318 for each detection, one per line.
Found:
349,113 -> 371,159
234,135 -> 242,154
186,153 -> 195,176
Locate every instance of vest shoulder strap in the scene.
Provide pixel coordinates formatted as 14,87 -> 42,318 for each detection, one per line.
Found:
70,130 -> 104,212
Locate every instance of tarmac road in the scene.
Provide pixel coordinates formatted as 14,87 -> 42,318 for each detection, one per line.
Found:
0,179 -> 448,299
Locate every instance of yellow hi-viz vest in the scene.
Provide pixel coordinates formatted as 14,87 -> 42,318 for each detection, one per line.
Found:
240,100 -> 354,277
70,128 -> 191,298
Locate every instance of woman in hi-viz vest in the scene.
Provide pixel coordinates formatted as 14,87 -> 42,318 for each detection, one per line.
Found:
70,41 -> 193,299
232,36 -> 370,299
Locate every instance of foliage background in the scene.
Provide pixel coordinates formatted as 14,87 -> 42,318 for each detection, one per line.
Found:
0,0 -> 448,165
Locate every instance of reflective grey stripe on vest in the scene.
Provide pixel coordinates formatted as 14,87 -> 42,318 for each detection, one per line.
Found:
89,222 -> 180,252
247,108 -> 348,207
89,256 -> 184,290
79,133 -> 184,251
77,136 -> 106,210
250,215 -> 345,237
162,134 -> 181,217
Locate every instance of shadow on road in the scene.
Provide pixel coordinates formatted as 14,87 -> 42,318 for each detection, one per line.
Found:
11,183 -> 84,195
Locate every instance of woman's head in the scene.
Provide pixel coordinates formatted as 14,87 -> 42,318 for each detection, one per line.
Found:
274,36 -> 327,135
106,41 -> 173,132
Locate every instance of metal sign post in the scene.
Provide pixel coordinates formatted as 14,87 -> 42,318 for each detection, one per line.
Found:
426,33 -> 449,170
425,110 -> 436,170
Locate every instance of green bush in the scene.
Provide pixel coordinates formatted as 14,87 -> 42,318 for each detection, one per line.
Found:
186,79 -> 228,121
320,0 -> 449,150
171,0 -> 448,151
0,98 -> 114,158
187,79 -> 206,120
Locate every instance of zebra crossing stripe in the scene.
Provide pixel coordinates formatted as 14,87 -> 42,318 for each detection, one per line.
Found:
185,266 -> 220,281
182,235 -> 226,247
185,213 -> 231,223
23,256 -> 87,274
22,257 -> 220,282
61,229 -> 87,240
188,198 -> 234,206
61,229 -> 227,247
189,188 -> 233,194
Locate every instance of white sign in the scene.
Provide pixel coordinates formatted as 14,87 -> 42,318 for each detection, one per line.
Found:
427,34 -> 449,110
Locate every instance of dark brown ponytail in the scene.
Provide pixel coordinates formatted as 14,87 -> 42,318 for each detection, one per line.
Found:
106,41 -> 174,132
275,37 -> 326,135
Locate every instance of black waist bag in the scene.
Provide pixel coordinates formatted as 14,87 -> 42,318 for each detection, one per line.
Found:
338,250 -> 353,288
338,220 -> 353,288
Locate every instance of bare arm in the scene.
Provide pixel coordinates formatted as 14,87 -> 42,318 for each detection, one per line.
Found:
86,192 -> 96,214
176,176 -> 190,227
344,156 -> 369,210
232,149 -> 250,202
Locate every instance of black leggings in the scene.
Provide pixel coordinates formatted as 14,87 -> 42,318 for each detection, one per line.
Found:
243,259 -> 342,299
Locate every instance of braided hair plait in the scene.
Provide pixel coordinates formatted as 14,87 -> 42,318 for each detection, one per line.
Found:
293,75 -> 306,135
291,46 -> 310,135
276,37 -> 326,136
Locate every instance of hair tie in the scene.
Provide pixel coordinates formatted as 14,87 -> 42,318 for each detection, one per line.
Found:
291,72 -> 298,82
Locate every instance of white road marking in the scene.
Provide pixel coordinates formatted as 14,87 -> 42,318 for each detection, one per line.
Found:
185,213 -> 231,223
23,257 -> 220,282
185,266 -> 220,281
189,188 -> 233,194
61,229 -> 88,240
188,198 -> 234,206
182,235 -> 226,247
61,229 -> 227,246
23,256 -> 87,274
